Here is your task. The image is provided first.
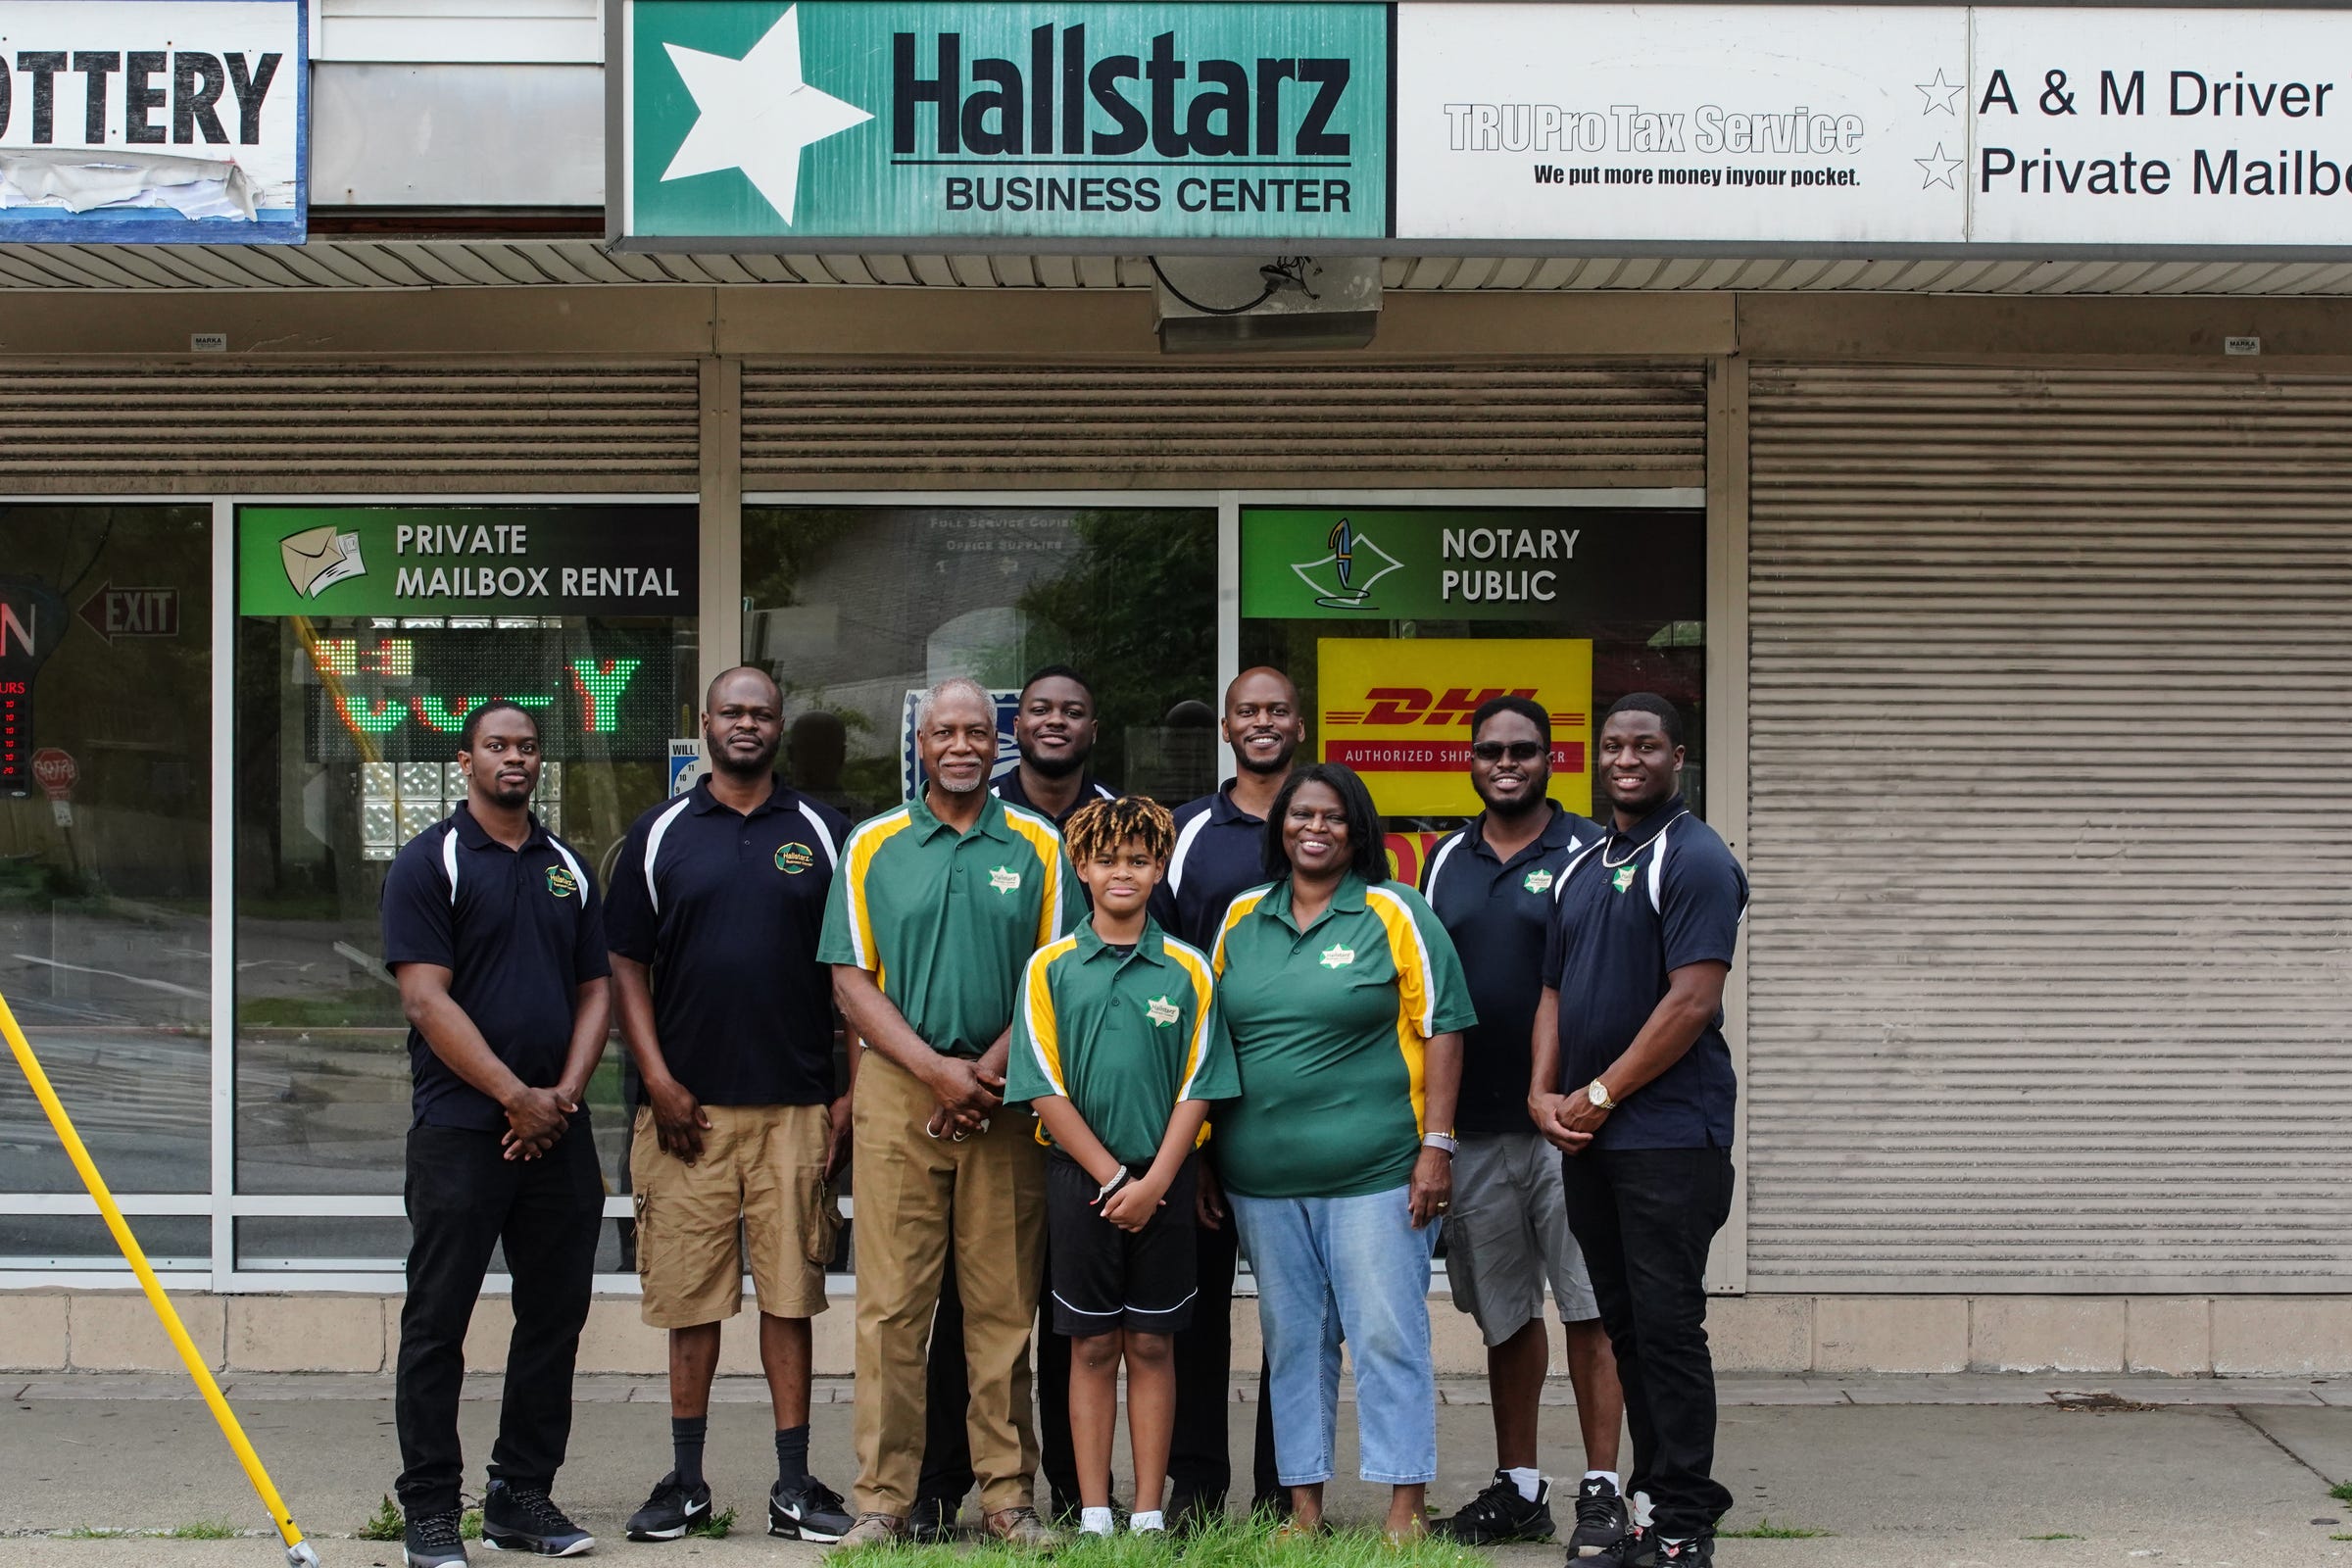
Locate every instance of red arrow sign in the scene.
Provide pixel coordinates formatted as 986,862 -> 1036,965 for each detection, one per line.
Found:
77,583 -> 180,643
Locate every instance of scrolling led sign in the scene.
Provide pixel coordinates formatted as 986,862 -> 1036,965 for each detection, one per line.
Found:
306,628 -> 674,764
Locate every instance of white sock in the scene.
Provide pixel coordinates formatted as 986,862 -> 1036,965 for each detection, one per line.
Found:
1130,1511 -> 1166,1535
1080,1507 -> 1115,1537
1507,1466 -> 1544,1502
1632,1490 -> 1655,1529
1585,1469 -> 1623,1494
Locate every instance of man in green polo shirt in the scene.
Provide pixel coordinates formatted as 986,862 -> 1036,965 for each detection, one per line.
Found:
821,676 -> 1079,1549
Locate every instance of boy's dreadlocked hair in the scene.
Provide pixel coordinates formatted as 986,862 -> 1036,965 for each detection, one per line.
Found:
1063,795 -> 1175,864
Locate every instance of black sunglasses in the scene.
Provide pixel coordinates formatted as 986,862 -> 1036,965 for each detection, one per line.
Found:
1470,740 -> 1548,763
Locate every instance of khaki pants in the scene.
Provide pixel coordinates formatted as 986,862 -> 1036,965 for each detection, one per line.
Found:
852,1049 -> 1046,1517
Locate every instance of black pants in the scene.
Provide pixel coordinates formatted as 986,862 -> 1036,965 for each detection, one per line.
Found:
1561,1146 -> 1737,1541
1167,1212 -> 1279,1510
916,1246 -> 1077,1509
395,1122 -> 602,1517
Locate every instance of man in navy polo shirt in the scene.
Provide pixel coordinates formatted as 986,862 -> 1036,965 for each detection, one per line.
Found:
1421,696 -> 1627,1553
1149,664 -> 1305,1526
1533,693 -> 1748,1568
604,665 -> 857,1546
914,662 -> 1117,1537
381,701 -> 609,1567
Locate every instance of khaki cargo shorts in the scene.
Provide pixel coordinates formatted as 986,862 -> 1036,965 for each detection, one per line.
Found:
630,1102 -> 836,1329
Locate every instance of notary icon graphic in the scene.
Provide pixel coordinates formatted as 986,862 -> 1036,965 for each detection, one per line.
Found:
1291,516 -> 1404,611
279,525 -> 368,599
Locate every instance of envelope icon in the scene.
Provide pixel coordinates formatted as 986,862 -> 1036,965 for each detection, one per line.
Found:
280,525 -> 368,599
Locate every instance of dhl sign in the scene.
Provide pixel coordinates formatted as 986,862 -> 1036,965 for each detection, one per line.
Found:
1318,636 -> 1592,817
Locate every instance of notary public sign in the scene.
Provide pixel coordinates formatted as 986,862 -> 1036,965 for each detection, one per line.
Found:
612,2 -> 2352,254
0,0 -> 305,242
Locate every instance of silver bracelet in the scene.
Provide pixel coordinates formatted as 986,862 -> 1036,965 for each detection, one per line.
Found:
1095,1167 -> 1132,1204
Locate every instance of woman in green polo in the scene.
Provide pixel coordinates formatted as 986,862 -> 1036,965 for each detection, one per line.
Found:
1209,762 -> 1472,1541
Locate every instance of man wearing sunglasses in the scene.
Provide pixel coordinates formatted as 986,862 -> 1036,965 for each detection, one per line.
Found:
1420,695 -> 1629,1556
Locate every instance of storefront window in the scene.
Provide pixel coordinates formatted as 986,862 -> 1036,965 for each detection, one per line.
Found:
232,505 -> 697,1271
0,506 -> 212,1269
744,502 -> 1220,1269
1238,503 -> 1707,879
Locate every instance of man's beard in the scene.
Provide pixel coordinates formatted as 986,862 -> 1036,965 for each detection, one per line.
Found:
708,732 -> 780,779
930,767 -> 987,795
1017,743 -> 1085,780
1235,735 -> 1298,776
1479,779 -> 1549,820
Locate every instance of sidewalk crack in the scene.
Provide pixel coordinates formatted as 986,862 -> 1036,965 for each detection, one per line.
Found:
2232,1404 -> 2334,1485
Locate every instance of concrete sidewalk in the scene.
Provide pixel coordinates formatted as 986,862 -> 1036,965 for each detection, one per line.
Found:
7,1375 -> 2352,1565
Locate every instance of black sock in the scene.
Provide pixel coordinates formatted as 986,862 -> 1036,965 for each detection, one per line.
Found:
775,1424 -> 811,1486
671,1415 -> 708,1490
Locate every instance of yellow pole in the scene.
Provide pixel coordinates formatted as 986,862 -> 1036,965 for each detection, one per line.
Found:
0,990 -> 320,1567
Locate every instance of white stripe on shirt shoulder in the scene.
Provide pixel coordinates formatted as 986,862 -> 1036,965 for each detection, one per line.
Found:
1555,837 -> 1606,902
1647,823 -> 1670,913
1421,830 -> 1468,897
795,801 -> 841,869
441,826 -> 462,905
1093,779 -> 1116,801
641,795 -> 696,914
1165,809 -> 1212,897
548,834 -> 590,898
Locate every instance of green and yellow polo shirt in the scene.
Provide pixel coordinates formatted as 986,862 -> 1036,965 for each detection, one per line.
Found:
1211,873 -> 1476,1200
1004,919 -> 1240,1166
818,790 -> 1077,1057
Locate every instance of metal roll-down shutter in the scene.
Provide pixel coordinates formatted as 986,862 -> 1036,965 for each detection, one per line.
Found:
1745,366 -> 2352,1292
0,362 -> 700,493
741,362 -> 1705,487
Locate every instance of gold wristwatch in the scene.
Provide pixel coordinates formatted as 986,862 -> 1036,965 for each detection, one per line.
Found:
1588,1079 -> 1616,1110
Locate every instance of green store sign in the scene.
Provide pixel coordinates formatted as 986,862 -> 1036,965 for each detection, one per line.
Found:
237,506 -> 699,617
614,0 -> 1389,246
1239,507 -> 1708,622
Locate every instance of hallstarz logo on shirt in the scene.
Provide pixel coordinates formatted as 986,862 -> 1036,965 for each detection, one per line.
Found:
546,865 -> 579,899
1612,863 -> 1639,894
1523,867 -> 1555,895
1146,996 -> 1181,1027
989,865 -> 1022,894
776,842 -> 814,874
1319,943 -> 1355,969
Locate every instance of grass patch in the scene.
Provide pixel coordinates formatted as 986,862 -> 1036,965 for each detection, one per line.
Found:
357,1496 -> 405,1543
1718,1520 -> 1831,1541
2331,1483 -> 2352,1505
854,1515 -> 1493,1568
57,1528 -> 130,1540
165,1522 -> 240,1540
462,1509 -> 483,1542
690,1506 -> 738,1541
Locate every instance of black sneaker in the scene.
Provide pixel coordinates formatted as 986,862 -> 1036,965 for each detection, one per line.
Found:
1587,1525 -> 1658,1568
1165,1490 -> 1224,1535
480,1480 -> 594,1557
769,1474 -> 856,1543
404,1508 -> 469,1568
625,1472 -> 712,1542
1438,1473 -> 1556,1544
909,1495 -> 959,1543
1655,1535 -> 1714,1568
1569,1476 -> 1633,1557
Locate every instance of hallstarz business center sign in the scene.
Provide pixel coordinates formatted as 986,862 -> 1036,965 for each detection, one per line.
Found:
616,2 -> 2352,256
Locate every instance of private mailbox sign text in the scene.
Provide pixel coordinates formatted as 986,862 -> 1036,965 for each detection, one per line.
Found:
0,0 -> 305,242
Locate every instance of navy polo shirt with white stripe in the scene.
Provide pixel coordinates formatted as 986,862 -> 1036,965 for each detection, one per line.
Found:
380,803 -> 611,1133
1150,778 -> 1271,954
1420,802 -> 1597,1137
602,774 -> 851,1108
1544,794 -> 1748,1151
992,767 -> 1117,831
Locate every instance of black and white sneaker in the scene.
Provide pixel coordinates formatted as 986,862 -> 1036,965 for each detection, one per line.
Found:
768,1474 -> 856,1543
480,1480 -> 595,1557
1437,1473 -> 1556,1544
625,1472 -> 712,1542
404,1508 -> 469,1568
1569,1476 -> 1633,1557
1586,1524 -> 1658,1568
1655,1535 -> 1714,1568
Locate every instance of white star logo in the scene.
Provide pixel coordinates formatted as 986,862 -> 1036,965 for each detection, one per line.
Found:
1916,142 -> 1963,189
659,3 -> 872,225
1916,68 -> 1965,116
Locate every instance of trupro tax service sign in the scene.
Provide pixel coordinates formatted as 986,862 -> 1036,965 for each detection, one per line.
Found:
614,0 -> 1387,248
0,0 -> 304,242
617,2 -> 2352,255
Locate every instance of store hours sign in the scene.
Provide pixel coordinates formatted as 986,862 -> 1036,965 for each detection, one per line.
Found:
0,0 -> 305,242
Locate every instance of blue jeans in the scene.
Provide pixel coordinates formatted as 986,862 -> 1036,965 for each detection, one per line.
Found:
1229,1184 -> 1439,1487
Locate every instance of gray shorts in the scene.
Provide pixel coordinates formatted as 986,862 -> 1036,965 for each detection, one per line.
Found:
1445,1129 -> 1600,1345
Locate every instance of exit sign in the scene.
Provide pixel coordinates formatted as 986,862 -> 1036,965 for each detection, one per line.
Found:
78,583 -> 181,643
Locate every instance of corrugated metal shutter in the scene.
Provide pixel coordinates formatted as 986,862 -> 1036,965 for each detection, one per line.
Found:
741,362 -> 1704,486
0,363 -> 699,492
1745,365 -> 2352,1293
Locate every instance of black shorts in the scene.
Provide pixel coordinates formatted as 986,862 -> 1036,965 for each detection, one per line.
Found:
1045,1150 -> 1200,1339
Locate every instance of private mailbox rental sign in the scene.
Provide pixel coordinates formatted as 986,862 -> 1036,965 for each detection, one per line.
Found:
0,0 -> 305,243
613,0 -> 1388,248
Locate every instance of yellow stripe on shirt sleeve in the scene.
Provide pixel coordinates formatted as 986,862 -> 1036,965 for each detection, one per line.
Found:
1001,806 -> 1069,949
1167,941 -> 1215,1101
842,808 -> 913,973
1211,885 -> 1272,975
1367,886 -> 1436,1136
1021,935 -> 1081,1098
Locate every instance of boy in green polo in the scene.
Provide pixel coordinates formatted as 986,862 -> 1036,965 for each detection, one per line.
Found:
1006,797 -> 1240,1540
